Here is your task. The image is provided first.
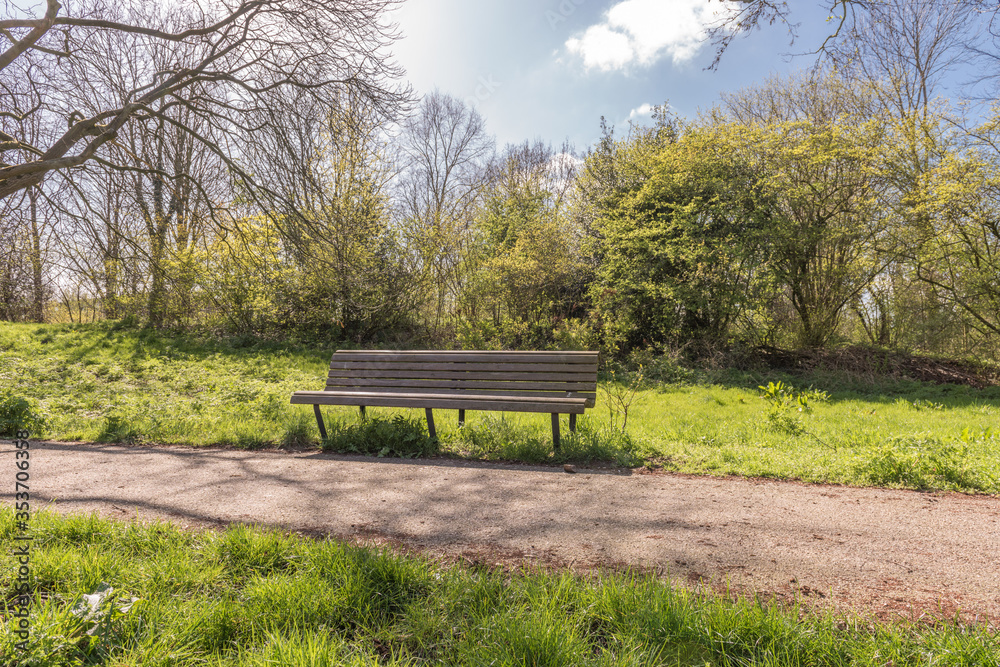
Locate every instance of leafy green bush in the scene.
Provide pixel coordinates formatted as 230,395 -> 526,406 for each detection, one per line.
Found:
626,348 -> 695,385
552,317 -> 597,351
0,390 -> 48,436
455,318 -> 554,351
321,415 -> 438,458
758,380 -> 831,436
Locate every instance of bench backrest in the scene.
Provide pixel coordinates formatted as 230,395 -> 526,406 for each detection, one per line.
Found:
325,350 -> 598,407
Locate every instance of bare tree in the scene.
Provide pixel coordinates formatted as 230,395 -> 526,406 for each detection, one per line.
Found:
706,0 -> 873,68
0,192 -> 36,320
57,165 -> 144,319
0,98 -> 59,322
827,0 -> 980,120
0,0 -> 409,202
707,0 -> 992,71
236,84 -> 416,338
817,0 -> 985,350
395,91 -> 494,332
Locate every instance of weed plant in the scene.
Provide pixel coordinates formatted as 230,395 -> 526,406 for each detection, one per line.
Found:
320,415 -> 438,458
0,511 -> 996,666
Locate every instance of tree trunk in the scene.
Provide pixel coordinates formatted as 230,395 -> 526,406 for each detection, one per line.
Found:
28,188 -> 45,322
147,214 -> 169,328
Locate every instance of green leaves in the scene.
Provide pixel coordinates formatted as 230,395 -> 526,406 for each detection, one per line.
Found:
585,122 -> 773,352
0,390 -> 48,436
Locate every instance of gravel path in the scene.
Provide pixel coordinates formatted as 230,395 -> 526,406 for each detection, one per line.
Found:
4,441 -> 999,623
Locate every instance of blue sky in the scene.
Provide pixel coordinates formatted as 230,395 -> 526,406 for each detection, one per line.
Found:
388,0 -> 842,152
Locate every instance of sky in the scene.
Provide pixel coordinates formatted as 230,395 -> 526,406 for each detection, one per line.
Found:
387,0 -> 845,152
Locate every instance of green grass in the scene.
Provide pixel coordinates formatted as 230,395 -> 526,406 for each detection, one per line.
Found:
0,322 -> 327,449
0,511 -> 996,666
618,378 -> 1000,493
1,322 -> 999,493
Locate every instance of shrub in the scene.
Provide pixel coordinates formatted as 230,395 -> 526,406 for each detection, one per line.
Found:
552,318 -> 597,351
600,367 -> 646,431
626,348 -> 695,385
0,390 -> 48,437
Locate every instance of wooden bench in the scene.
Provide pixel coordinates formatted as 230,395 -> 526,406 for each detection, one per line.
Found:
290,350 -> 598,448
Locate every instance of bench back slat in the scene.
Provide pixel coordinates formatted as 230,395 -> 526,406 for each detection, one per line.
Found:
322,350 -> 598,406
328,369 -> 594,382
322,386 -> 597,401
331,351 -> 596,364
325,377 -> 596,392
331,361 -> 596,374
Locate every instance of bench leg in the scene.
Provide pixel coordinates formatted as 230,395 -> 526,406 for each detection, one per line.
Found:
458,409 -> 465,426
359,405 -> 366,420
425,408 -> 437,439
569,413 -> 577,432
313,404 -> 327,440
551,413 -> 560,451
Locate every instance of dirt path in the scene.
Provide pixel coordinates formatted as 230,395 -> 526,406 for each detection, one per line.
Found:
4,441 -> 998,624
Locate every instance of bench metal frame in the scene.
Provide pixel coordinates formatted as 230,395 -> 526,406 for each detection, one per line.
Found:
290,350 -> 598,449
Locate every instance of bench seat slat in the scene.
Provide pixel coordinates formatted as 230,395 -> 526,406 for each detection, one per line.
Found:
291,391 -> 588,414
297,390 -> 587,403
330,361 -> 597,373
324,378 -> 597,392
328,369 -> 595,382
324,384 -> 596,397
331,351 -> 596,364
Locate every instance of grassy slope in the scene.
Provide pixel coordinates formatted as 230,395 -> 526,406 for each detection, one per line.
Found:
1,511 -> 996,666
0,322 -> 327,448
1,322 -> 999,492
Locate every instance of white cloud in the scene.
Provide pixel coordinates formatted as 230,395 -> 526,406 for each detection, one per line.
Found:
628,102 -> 654,119
565,0 -> 733,71
565,25 -> 634,71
